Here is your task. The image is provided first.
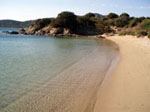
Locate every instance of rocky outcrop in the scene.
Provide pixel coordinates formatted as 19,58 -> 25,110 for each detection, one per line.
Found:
23,25 -> 75,37
26,25 -> 37,34
49,28 -> 63,35
18,28 -> 26,34
4,31 -> 19,34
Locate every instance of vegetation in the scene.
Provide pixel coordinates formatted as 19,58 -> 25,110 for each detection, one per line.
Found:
51,11 -> 77,30
33,18 -> 53,29
148,33 -> 150,39
84,13 -> 95,18
21,11 -> 150,37
128,18 -> 142,27
107,13 -> 119,19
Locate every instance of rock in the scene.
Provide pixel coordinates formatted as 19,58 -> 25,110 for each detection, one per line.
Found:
63,28 -> 72,35
9,31 -> 19,34
26,25 -> 37,35
35,30 -> 46,35
50,28 -> 63,35
18,28 -> 25,34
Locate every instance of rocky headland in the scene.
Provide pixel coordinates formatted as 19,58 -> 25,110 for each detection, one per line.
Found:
5,11 -> 150,38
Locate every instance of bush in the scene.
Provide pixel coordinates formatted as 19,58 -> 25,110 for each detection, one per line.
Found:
139,19 -> 150,31
128,18 -> 142,27
29,18 -> 53,31
136,31 -> 148,37
119,30 -> 135,36
107,13 -> 119,19
35,18 -> 53,27
77,16 -> 95,28
114,18 -> 129,27
148,32 -> 150,39
51,11 -> 77,30
84,13 -> 95,18
120,13 -> 130,18
139,17 -> 146,21
95,19 -> 110,33
106,19 -> 115,26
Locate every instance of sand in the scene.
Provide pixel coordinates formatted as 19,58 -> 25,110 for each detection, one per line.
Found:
94,35 -> 150,112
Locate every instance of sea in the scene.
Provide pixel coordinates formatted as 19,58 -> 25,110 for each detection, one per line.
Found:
0,28 -> 119,112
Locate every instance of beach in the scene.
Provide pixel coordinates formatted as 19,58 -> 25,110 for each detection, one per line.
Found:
1,33 -> 150,112
94,35 -> 150,112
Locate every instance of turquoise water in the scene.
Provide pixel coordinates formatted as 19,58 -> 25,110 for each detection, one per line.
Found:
0,28 -> 119,112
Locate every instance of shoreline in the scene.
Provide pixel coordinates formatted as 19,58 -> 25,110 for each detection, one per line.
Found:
94,35 -> 150,112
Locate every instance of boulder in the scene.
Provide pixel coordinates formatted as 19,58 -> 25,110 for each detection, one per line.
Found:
50,28 -> 63,35
35,30 -> 46,35
26,25 -> 38,35
18,28 -> 25,34
63,28 -> 72,35
9,31 -> 19,34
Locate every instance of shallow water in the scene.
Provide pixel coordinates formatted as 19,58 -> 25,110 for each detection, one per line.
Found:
0,28 -> 119,112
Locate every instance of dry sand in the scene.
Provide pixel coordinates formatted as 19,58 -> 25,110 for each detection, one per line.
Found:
94,35 -> 150,112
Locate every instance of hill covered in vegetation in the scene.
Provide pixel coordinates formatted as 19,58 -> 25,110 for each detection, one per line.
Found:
22,12 -> 110,36
9,11 -> 150,38
0,20 -> 34,28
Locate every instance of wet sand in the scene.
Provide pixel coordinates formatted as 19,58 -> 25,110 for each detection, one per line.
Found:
1,39 -> 119,112
94,36 -> 150,112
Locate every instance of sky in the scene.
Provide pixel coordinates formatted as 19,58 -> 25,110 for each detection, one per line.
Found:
0,0 -> 150,21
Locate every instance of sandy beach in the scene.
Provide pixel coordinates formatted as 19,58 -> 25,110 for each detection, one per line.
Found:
94,35 -> 150,112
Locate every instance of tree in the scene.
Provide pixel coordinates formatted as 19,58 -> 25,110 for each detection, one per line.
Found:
120,13 -> 130,19
113,13 -> 130,27
51,11 -> 77,30
34,18 -> 53,28
129,18 -> 142,27
95,19 -> 110,34
114,18 -> 128,27
77,16 -> 95,28
84,13 -> 95,18
107,13 -> 119,19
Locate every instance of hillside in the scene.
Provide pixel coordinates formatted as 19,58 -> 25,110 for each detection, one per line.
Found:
22,12 -> 110,36
0,20 -> 34,28
6,11 -> 150,38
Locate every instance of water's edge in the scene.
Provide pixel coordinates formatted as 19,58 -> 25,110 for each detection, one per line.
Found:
91,38 -> 120,112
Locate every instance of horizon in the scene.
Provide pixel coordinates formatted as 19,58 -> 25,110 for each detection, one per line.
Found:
0,0 -> 150,21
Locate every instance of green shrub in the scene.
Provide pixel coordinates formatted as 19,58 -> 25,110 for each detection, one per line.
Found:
148,32 -> 150,39
35,18 -> 53,27
96,20 -> 110,33
77,16 -> 95,28
119,30 -> 135,36
30,18 -> 53,31
84,13 -> 95,18
139,19 -> 150,31
136,30 -> 148,37
139,17 -> 146,21
106,19 -> 115,26
120,13 -> 130,19
107,13 -> 119,19
128,18 -> 142,27
114,18 -> 129,27
51,11 -> 77,30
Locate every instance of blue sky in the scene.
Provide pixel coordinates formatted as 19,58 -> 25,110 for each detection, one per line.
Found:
0,0 -> 150,21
